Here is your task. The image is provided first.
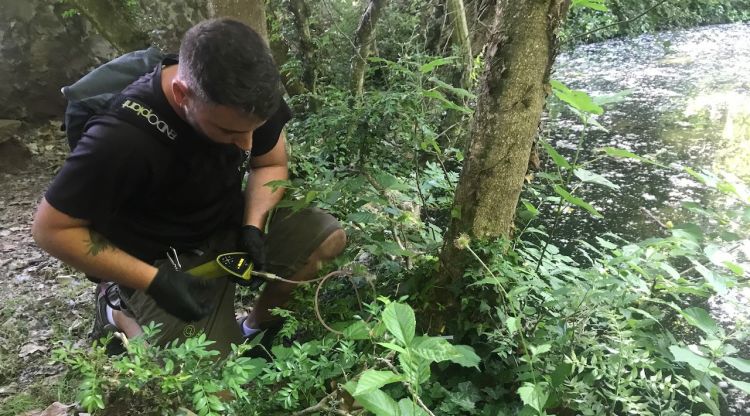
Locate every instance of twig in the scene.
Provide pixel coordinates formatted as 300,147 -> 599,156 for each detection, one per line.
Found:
291,390 -> 353,416
566,0 -> 673,43
639,207 -> 669,230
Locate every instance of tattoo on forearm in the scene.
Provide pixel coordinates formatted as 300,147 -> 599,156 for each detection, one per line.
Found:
85,230 -> 114,256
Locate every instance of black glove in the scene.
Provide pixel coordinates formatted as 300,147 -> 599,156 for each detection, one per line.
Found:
146,267 -> 215,322
238,225 -> 266,271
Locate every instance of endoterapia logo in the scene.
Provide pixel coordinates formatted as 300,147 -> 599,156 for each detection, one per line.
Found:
121,99 -> 177,140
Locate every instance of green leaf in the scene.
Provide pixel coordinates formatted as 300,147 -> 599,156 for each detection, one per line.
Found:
681,307 -> 721,337
693,260 -> 729,295
728,378 -> 750,394
382,302 -> 416,346
411,336 -> 458,363
539,140 -> 571,170
724,357 -> 750,373
343,321 -> 371,340
553,185 -> 603,217
354,370 -> 404,396
398,398 -> 430,416
428,76 -> 476,99
352,388 -> 400,416
669,345 -> 712,372
419,56 -> 457,73
422,90 -> 473,114
518,382 -> 549,413
723,261 -> 745,276
550,80 -> 603,115
572,0 -> 608,11
506,317 -> 519,335
375,172 -> 411,191
378,342 -> 408,355
574,168 -> 620,189
529,344 -> 552,357
347,211 -> 379,224
449,344 -> 481,368
600,147 -> 667,167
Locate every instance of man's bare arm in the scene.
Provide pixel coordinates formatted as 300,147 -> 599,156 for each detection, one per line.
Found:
243,130 -> 289,229
32,198 -> 157,290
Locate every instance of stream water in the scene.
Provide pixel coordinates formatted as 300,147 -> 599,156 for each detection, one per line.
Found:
549,23 -> 750,414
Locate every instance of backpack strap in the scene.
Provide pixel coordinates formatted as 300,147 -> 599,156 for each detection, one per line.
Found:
104,94 -> 179,144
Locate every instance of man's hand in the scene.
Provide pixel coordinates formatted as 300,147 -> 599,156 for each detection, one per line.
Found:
238,225 -> 266,271
146,267 -> 216,322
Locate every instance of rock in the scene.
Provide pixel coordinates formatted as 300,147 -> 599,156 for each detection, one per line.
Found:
0,119 -> 22,140
0,136 -> 32,173
18,342 -> 47,358
21,401 -> 72,416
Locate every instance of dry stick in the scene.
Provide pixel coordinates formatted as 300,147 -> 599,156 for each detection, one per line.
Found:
639,207 -> 670,230
291,390 -> 355,416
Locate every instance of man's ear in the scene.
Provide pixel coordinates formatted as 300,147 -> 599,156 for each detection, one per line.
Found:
172,78 -> 190,107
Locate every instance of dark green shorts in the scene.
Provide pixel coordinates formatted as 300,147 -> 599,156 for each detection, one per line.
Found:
120,207 -> 342,356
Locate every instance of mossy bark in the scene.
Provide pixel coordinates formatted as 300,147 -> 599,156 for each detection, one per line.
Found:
208,0 -> 268,38
69,0 -> 150,52
428,0 -> 570,333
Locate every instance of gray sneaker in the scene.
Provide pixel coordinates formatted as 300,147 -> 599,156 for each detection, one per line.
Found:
90,282 -> 125,355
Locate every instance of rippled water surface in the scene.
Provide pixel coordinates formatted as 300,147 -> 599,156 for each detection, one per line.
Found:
549,23 -> 750,414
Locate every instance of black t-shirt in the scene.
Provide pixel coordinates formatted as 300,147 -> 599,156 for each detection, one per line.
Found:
45,57 -> 292,262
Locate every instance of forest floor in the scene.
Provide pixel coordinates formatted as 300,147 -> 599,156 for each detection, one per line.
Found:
0,121 -> 91,416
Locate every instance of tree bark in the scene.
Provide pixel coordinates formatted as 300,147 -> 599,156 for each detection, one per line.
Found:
208,0 -> 268,39
69,0 -> 150,52
429,0 -> 570,333
350,0 -> 388,97
288,0 -> 317,95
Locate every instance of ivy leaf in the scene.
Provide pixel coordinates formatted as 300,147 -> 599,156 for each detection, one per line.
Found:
382,302 -> 416,346
351,388 -> 400,416
518,382 -> 549,413
354,370 -> 403,396
681,307 -> 722,338
724,357 -> 750,373
553,185 -> 603,218
574,168 -> 620,189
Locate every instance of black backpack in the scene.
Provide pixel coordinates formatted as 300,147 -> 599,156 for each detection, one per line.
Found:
61,47 -> 171,150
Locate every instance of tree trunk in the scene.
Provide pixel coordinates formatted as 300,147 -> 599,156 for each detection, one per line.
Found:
288,0 -> 317,95
69,0 -> 149,52
350,0 -> 388,97
429,0 -> 570,333
208,0 -> 268,39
